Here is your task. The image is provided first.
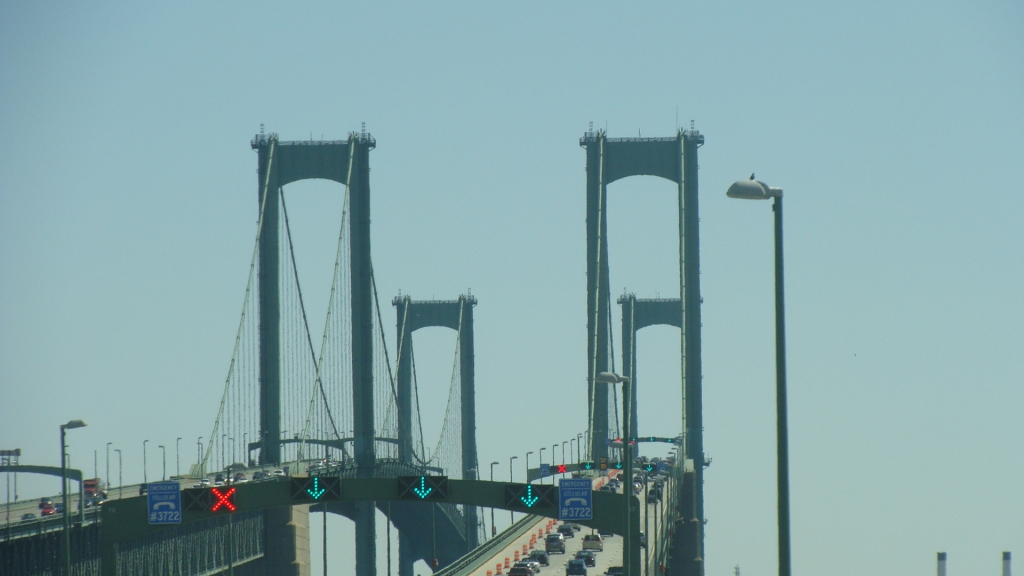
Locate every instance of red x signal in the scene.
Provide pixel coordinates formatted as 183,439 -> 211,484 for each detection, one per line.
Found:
211,487 -> 236,512
556,464 -> 567,474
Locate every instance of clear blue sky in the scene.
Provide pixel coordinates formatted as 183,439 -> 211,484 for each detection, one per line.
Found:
1,2 -> 1021,575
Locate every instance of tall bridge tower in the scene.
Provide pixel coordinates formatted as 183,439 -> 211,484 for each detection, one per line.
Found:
581,128 -> 706,571
252,129 -> 379,576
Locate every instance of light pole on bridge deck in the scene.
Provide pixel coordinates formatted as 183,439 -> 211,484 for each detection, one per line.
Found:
142,440 -> 148,485
525,452 -> 533,488
60,418 -> 87,576
577,433 -> 583,464
159,446 -> 166,481
538,448 -> 545,483
508,456 -> 517,525
489,462 -> 499,537
114,449 -> 122,500
105,443 -> 111,496
562,441 -> 567,468
197,437 -> 203,476
726,176 -> 791,576
551,445 -> 558,484
176,438 -> 181,477
242,433 -> 248,467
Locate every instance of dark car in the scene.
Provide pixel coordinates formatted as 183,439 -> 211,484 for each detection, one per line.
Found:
566,559 -> 588,576
507,567 -> 532,576
558,523 -> 575,538
527,550 -> 549,566
606,567 -> 624,576
575,550 -> 597,567
38,497 -> 53,509
138,483 -> 147,495
647,491 -> 660,504
20,513 -> 36,522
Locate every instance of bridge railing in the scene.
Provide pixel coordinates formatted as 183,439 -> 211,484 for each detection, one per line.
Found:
433,513 -> 539,576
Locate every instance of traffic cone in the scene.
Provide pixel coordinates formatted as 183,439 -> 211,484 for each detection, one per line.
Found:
514,551 -> 520,561
522,544 -> 528,555
496,564 -> 502,575
504,557 -> 510,568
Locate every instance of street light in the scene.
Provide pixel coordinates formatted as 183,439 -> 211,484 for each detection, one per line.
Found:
489,462 -> 499,537
176,438 -> 182,477
114,449 -> 122,500
197,437 -> 203,475
60,419 -> 87,576
525,452 -> 533,485
105,443 -> 111,496
538,448 -> 546,483
158,445 -> 166,481
727,176 -> 790,576
597,371 -> 636,575
509,456 -> 518,525
577,433 -> 584,463
142,440 -> 149,485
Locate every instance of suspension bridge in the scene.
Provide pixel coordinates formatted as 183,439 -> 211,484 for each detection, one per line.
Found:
1,126 -> 708,576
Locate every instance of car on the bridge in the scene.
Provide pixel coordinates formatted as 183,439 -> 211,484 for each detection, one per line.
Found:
272,469 -> 286,477
38,497 -> 53,509
582,533 -> 603,551
527,550 -> 549,566
20,513 -> 36,522
575,550 -> 597,567
544,533 -> 566,554
605,567 -> 624,576
40,504 -> 56,516
558,523 -> 575,538
566,559 -> 588,576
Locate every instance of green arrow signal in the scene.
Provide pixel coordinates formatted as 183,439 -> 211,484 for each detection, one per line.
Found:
520,485 -> 539,508
306,478 -> 326,500
412,477 -> 432,499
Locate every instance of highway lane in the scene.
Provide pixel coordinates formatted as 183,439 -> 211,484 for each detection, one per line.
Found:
459,469 -> 672,576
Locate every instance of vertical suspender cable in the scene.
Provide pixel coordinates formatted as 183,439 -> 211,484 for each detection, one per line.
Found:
588,136 -> 605,460
296,140 -> 355,466
202,138 -> 275,472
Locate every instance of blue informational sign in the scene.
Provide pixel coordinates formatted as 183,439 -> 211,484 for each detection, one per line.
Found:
539,464 -> 550,478
147,481 -> 181,525
558,478 -> 593,521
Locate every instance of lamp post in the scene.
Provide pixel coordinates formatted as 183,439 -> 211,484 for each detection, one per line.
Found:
197,437 -> 203,476
509,456 -> 518,524
142,440 -> 148,485
538,448 -> 546,483
489,462 -> 499,537
114,449 -> 122,499
176,438 -> 182,477
525,452 -> 533,485
727,177 -> 790,576
105,443 -> 111,495
60,419 -> 87,576
562,441 -> 568,467
598,371 -> 636,575
242,433 -> 248,467
577,433 -> 584,463
158,445 -> 166,481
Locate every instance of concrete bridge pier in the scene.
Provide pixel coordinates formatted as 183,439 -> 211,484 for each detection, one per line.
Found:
264,505 -> 312,576
398,529 -> 416,576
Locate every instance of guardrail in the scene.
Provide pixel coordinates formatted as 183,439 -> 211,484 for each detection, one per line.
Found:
1,508 -> 102,542
435,514 -> 540,576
